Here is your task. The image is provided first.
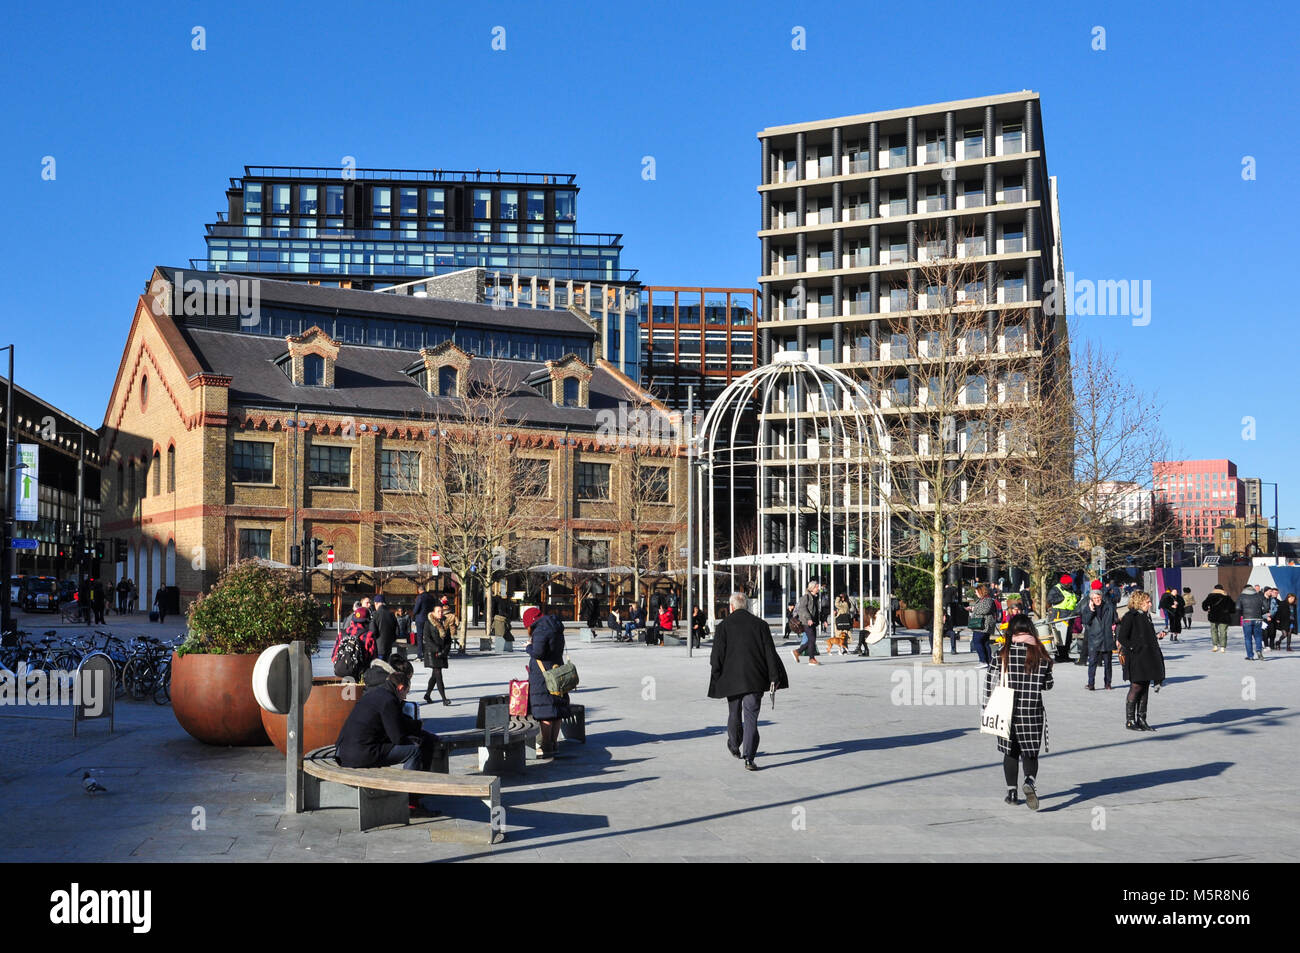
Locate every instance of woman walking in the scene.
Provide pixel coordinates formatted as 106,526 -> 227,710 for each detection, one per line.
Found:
969,583 -> 997,665
421,603 -> 453,706
984,614 -> 1054,810
1116,590 -> 1164,731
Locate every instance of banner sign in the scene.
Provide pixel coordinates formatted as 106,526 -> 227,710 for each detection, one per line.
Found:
14,443 -> 38,522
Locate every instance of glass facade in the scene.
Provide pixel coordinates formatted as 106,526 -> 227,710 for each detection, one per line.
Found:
208,303 -> 595,365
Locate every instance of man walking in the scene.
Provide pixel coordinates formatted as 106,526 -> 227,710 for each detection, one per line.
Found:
1201,584 -> 1235,653
411,582 -> 437,660
1080,585 -> 1117,690
708,592 -> 788,771
1046,574 -> 1080,663
791,580 -> 823,666
1236,584 -> 1267,661
369,595 -> 399,662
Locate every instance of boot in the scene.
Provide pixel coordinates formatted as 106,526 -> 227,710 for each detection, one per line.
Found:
1136,698 -> 1155,732
1125,700 -> 1139,731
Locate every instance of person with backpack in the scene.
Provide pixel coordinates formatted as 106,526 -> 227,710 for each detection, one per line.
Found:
421,602 -> 453,705
332,602 -> 375,681
1201,584 -> 1235,653
1046,575 -> 1080,663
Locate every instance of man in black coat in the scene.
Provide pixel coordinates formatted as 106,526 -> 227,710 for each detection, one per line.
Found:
411,583 -> 436,658
369,595 -> 399,661
708,592 -> 789,770
335,656 -> 439,771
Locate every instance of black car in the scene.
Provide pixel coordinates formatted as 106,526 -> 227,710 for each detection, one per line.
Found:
58,579 -> 78,604
21,576 -> 60,612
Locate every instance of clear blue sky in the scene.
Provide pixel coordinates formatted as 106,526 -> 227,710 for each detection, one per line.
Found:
2,0 -> 1296,528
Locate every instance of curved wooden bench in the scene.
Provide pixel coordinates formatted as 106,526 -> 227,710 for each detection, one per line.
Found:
302,746 -> 502,842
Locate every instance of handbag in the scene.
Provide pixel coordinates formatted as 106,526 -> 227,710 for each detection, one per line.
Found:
509,673 -> 530,716
969,615 -> 987,633
980,659 -> 1014,740
541,658 -> 579,696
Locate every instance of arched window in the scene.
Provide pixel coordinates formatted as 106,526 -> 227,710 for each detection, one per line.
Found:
303,354 -> 325,386
167,445 -> 176,493
438,366 -> 458,397
562,377 -> 579,407
151,450 -> 161,495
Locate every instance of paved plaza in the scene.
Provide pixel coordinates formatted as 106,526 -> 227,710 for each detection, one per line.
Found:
2,612 -> 1297,863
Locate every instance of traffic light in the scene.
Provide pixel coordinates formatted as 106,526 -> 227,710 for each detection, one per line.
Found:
93,541 -> 106,561
310,538 -> 324,567
114,538 -> 127,562
290,544 -> 301,567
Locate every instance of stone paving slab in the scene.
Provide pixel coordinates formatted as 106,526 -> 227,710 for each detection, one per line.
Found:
1,620 -> 1297,862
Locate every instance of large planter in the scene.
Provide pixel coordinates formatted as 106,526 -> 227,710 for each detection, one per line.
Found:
171,651 -> 270,746
261,677 -> 360,755
900,608 -> 933,630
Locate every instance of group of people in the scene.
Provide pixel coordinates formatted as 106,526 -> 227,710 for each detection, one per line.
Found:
332,602 -> 576,815
65,577 -> 167,625
607,595 -> 708,647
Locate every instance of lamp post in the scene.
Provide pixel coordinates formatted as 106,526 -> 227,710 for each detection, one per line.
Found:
1,345 -> 15,638
684,386 -> 693,658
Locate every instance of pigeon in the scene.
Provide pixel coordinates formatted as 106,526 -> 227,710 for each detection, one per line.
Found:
82,772 -> 107,794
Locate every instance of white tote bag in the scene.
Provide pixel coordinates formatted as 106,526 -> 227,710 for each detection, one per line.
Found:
980,661 -> 1014,740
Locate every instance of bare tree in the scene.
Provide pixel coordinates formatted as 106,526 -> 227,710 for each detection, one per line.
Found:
864,231 -> 1037,662
384,361 -> 555,636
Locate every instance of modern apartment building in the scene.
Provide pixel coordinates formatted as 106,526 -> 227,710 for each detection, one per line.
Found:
1095,480 -> 1153,525
1152,459 -> 1245,543
192,166 -> 643,377
756,91 -> 1067,562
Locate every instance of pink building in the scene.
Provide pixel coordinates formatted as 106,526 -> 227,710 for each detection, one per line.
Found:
1152,459 -> 1245,542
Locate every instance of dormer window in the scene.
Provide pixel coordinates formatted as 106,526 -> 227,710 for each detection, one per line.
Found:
284,326 -> 341,387
545,353 -> 593,409
413,341 -> 471,398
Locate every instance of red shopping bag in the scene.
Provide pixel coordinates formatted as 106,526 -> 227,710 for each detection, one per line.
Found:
509,675 -> 530,716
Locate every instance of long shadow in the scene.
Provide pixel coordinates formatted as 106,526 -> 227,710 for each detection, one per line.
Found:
1043,761 -> 1233,811
436,706 -> 1299,862
1173,707 -> 1286,727
1157,675 -> 1206,685
765,728 -> 973,769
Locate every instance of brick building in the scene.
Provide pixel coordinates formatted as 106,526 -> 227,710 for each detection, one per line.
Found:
99,267 -> 685,620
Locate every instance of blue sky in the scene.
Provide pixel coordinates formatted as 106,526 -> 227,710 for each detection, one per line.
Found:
2,0 -> 1296,527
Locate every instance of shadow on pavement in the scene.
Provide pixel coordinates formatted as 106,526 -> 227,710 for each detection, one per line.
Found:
1042,761 -> 1234,811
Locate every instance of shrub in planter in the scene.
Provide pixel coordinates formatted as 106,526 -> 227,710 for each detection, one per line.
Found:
172,561 -> 323,747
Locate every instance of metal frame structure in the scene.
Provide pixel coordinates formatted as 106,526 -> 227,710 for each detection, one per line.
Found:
695,351 -> 892,623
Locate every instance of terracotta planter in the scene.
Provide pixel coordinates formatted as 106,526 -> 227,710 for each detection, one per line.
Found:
170,651 -> 271,747
261,677 -> 360,755
900,608 -> 933,630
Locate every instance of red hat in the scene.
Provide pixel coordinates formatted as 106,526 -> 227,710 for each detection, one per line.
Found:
1060,575 -> 1073,585
522,607 -> 543,629
1090,580 -> 1103,590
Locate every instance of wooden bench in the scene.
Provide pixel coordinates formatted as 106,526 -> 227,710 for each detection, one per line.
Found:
302,745 -> 502,843
438,720 -> 539,774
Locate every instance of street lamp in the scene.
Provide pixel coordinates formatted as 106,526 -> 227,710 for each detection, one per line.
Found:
1,344 -> 16,639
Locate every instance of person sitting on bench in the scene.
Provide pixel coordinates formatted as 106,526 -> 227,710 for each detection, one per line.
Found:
336,655 -> 441,782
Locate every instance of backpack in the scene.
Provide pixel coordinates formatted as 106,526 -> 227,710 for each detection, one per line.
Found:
332,616 -> 375,680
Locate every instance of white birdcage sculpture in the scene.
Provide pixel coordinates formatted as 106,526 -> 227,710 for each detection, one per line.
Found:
694,349 -> 892,624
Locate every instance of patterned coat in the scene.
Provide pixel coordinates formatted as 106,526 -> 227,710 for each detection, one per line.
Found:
983,642 -> 1053,756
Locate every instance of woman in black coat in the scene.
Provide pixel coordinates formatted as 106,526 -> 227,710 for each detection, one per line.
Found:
524,607 -> 571,758
1116,591 -> 1164,732
421,605 -> 452,705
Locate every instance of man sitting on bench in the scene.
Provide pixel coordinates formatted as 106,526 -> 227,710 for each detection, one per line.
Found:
336,655 -> 442,815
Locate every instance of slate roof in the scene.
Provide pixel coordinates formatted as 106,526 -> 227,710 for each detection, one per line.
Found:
179,327 -> 646,432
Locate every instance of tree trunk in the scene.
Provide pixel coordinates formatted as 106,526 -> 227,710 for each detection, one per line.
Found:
931,509 -> 945,664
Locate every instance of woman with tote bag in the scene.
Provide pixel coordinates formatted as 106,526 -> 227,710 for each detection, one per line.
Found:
982,613 -> 1054,810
